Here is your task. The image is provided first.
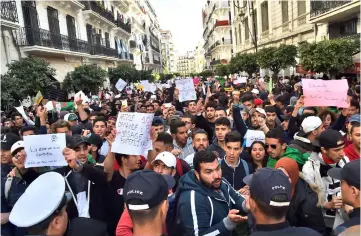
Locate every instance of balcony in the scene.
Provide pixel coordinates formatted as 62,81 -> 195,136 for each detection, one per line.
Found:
18,27 -> 89,56
114,0 -> 130,13
115,17 -> 131,35
153,57 -> 161,65
209,39 -> 232,52
82,1 -> 116,27
310,0 -> 360,23
1,0 -> 19,29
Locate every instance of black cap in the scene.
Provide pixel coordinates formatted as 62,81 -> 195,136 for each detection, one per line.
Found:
124,170 -> 175,211
70,135 -> 90,149
312,129 -> 344,149
243,168 -> 292,207
87,133 -> 103,150
1,133 -> 20,150
328,160 -> 360,190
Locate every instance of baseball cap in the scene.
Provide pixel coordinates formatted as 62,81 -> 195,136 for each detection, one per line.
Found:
108,116 -> 117,122
328,160 -> 360,190
152,116 -> 165,126
87,133 -> 103,150
1,133 -> 20,151
152,151 -> 176,168
313,129 -> 344,149
239,104 -> 250,114
349,114 -> 360,124
254,98 -> 263,106
70,134 -> 90,149
249,108 -> 266,117
64,113 -> 78,121
124,170 -> 175,211
11,141 -> 24,155
297,116 -> 322,137
9,172 -> 72,227
243,168 -> 292,207
251,88 -> 259,95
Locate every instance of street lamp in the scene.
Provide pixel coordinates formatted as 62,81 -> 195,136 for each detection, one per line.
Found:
233,0 -> 258,52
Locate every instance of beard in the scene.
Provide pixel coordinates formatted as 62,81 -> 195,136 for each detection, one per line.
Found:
199,175 -> 222,190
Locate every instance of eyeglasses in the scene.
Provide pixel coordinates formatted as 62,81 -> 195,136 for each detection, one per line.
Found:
265,144 -> 277,149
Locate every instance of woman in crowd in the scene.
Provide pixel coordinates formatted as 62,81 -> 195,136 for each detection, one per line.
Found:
319,110 -> 336,129
247,141 -> 267,171
275,158 -> 326,235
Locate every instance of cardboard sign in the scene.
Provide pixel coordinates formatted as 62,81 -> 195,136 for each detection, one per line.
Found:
24,133 -> 67,168
245,130 -> 265,147
302,79 -> 349,108
111,112 -> 154,155
175,79 -> 197,102
115,78 -> 127,91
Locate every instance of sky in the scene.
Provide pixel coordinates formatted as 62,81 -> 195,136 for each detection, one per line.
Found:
151,0 -> 205,55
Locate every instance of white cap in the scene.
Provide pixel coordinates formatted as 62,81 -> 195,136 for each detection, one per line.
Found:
301,116 -> 322,133
251,88 -> 259,95
249,108 -> 266,117
64,113 -> 78,121
152,151 -> 176,168
9,172 -> 71,228
11,141 -> 24,155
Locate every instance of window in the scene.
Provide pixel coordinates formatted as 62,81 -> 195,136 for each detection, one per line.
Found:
261,1 -> 269,32
244,17 -> 249,40
238,24 -> 242,43
298,0 -> 306,16
105,32 -> 110,48
282,1 -> 289,23
66,15 -> 76,39
253,9 -> 258,36
235,28 -> 238,45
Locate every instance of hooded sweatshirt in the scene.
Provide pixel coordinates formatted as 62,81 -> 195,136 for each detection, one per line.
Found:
267,146 -> 309,169
176,171 -> 247,236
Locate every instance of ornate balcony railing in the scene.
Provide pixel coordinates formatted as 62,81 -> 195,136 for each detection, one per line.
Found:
116,18 -> 131,33
310,0 -> 351,18
83,0 -> 115,24
18,27 -> 89,53
1,0 -> 18,23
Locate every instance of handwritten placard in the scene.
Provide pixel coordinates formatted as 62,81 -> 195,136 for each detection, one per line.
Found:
112,112 -> 154,155
245,130 -> 265,147
24,133 -> 67,168
176,78 -> 197,102
302,79 -> 349,108
115,78 -> 127,91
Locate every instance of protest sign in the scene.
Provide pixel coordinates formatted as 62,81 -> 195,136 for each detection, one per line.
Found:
24,133 -> 67,168
175,78 -> 197,102
225,87 -> 234,92
245,130 -> 265,147
74,91 -> 89,104
112,112 -> 154,155
235,77 -> 247,84
33,91 -> 43,105
45,101 -> 54,111
302,79 -> 349,108
21,96 -> 32,107
115,78 -> 127,91
15,106 -> 35,126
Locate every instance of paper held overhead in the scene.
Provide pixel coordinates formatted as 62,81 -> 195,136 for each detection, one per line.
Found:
115,78 -> 127,91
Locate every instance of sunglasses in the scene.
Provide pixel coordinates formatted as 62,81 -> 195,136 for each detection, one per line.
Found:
265,144 -> 277,149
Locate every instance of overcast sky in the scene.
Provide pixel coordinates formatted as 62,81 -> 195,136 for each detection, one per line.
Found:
151,0 -> 204,55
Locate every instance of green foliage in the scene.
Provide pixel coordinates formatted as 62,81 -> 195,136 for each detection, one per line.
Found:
198,70 -> 214,78
63,64 -> 106,94
257,44 -> 297,76
215,64 -> 229,77
139,69 -> 155,83
229,52 -> 259,76
299,37 -> 360,74
1,57 -> 56,108
108,64 -> 140,85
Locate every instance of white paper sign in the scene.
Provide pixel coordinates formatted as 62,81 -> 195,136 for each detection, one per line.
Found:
21,96 -> 32,107
111,112 -> 154,155
115,78 -> 127,91
15,106 -> 35,126
24,133 -> 67,168
45,101 -> 54,111
235,77 -> 247,84
175,78 -> 197,102
74,91 -> 89,104
245,130 -> 265,147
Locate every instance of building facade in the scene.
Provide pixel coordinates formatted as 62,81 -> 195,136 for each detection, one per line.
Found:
202,0 -> 233,70
230,0 -> 360,76
0,0 -> 163,83
194,41 -> 205,73
177,51 -> 196,75
160,30 -> 177,73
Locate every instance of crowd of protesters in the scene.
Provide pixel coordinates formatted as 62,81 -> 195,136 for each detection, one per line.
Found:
0,75 -> 360,236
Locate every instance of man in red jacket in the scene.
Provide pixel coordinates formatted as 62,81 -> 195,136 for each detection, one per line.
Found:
345,123 -> 360,161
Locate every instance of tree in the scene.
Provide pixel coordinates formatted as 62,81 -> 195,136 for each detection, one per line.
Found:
299,37 -> 360,78
63,64 -> 107,94
1,57 -> 56,108
198,70 -> 214,78
257,44 -> 297,80
108,64 -> 140,85
215,64 -> 229,77
228,52 -> 259,76
139,69 -> 155,82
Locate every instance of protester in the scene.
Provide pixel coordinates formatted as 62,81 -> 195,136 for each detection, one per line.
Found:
170,120 -> 194,160
208,117 -> 231,158
243,168 -> 322,236
184,129 -> 209,169
176,150 -> 248,235
344,122 -> 360,160
1,133 -> 20,177
247,141 -> 267,171
328,160 -> 360,235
